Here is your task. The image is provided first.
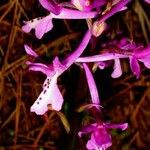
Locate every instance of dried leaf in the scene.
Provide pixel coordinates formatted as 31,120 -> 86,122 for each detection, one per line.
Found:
56,111 -> 70,133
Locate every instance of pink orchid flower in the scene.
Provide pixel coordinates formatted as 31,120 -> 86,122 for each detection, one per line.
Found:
76,38 -> 150,79
79,122 -> 128,150
25,30 -> 91,115
22,8 -> 97,39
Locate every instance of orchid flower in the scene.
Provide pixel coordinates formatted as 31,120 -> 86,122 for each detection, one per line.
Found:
79,122 -> 128,150
22,8 -> 97,39
82,63 -> 101,110
76,39 -> 150,79
24,30 -> 91,115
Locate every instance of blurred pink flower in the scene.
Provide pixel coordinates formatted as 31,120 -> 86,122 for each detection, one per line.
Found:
79,122 -> 128,150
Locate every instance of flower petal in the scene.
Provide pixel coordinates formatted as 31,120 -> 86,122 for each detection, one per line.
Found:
97,61 -> 111,70
51,8 -> 97,19
106,123 -> 128,131
111,58 -> 122,78
78,123 -> 96,137
24,44 -> 38,57
53,57 -> 67,73
83,63 -> 100,105
76,53 -> 127,62
63,30 -> 91,68
22,21 -> 32,33
93,125 -> 112,149
30,74 -> 64,115
86,139 -> 96,150
26,61 -> 54,76
22,18 -> 40,33
22,15 -> 53,39
129,56 -> 140,79
35,16 -> 53,39
143,61 -> 150,69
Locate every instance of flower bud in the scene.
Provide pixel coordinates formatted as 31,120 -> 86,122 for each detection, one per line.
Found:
92,21 -> 106,37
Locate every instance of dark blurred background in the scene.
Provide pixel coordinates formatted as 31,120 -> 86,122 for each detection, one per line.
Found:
0,0 -> 150,149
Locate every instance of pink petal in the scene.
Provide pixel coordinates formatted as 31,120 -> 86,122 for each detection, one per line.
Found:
143,61 -> 150,69
78,123 -> 96,137
51,8 -> 97,19
22,18 -> 40,33
129,56 -> 140,79
76,53 -> 127,62
106,123 -> 128,131
26,61 -> 54,76
97,62 -> 106,70
86,139 -> 96,150
22,16 -> 53,39
24,44 -> 38,57
111,58 -> 122,78
53,57 -> 67,73
35,16 -> 53,39
63,30 -> 91,67
93,125 -> 112,149
22,23 -> 32,33
30,75 -> 64,115
83,63 -> 100,105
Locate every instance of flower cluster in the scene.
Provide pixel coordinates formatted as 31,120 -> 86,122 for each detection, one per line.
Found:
22,0 -> 150,149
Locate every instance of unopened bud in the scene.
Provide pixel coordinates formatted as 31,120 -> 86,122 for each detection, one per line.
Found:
92,21 -> 106,37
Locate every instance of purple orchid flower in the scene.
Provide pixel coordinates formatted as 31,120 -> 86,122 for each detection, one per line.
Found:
79,122 -> 128,150
24,30 -> 91,115
22,8 -> 97,39
82,63 -> 100,109
76,38 -> 150,79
